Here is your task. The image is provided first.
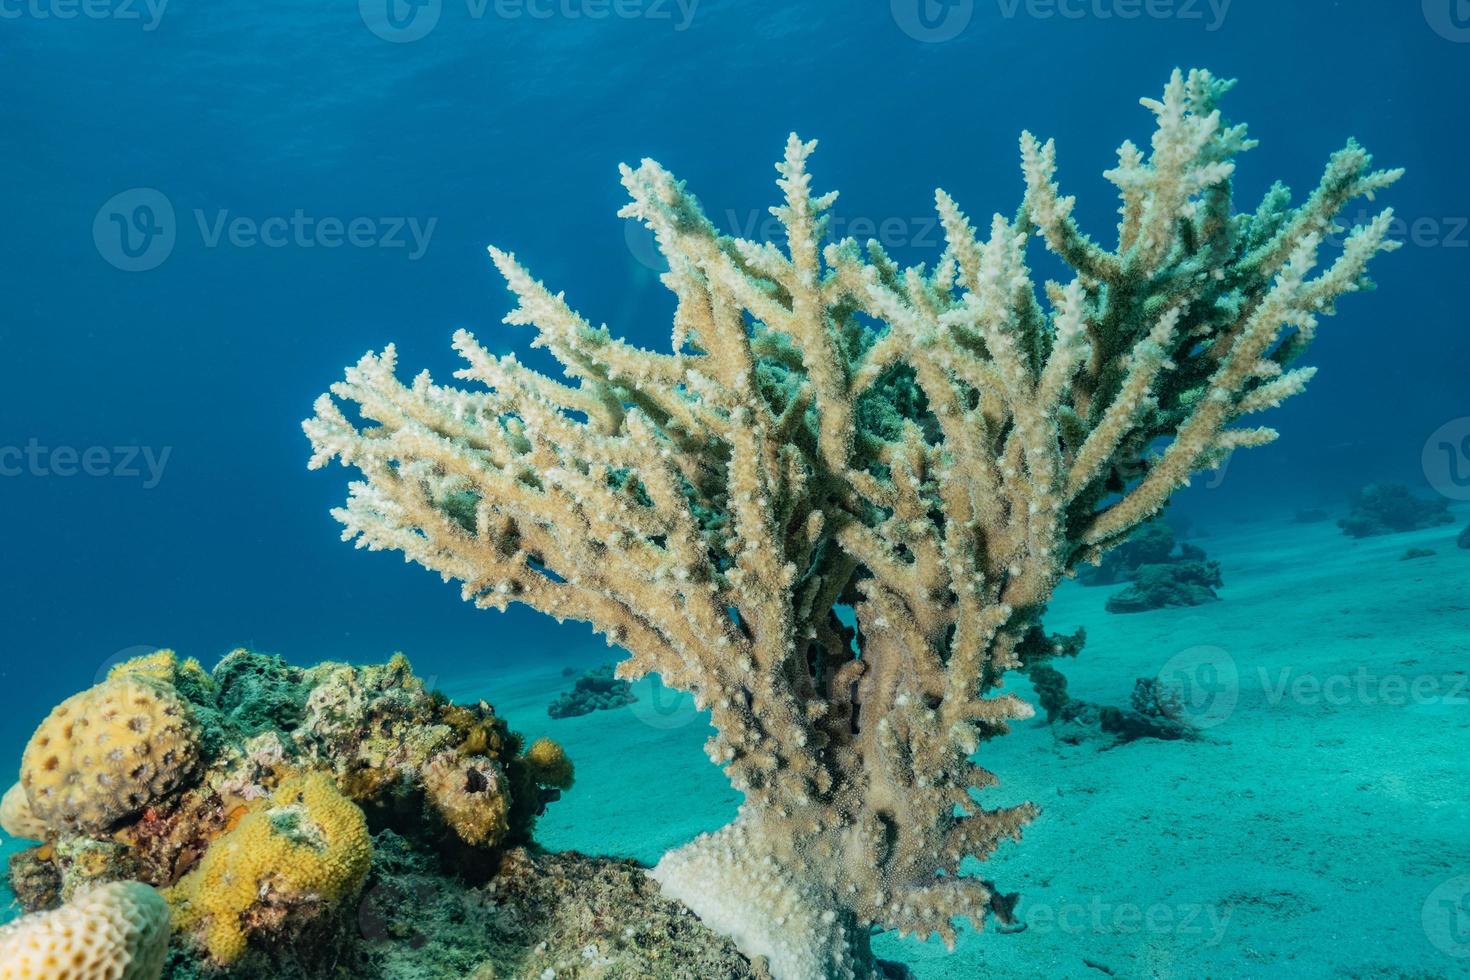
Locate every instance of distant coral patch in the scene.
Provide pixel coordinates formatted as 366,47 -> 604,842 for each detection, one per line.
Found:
1338,482 -> 1453,538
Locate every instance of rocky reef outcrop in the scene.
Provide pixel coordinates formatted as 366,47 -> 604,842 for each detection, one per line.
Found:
2,650 -> 764,979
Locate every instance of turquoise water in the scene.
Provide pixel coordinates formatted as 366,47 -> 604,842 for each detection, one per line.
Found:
4,1 -> 1470,976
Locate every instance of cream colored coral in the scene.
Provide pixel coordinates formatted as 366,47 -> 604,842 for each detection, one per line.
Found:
21,678 -> 200,834
0,783 -> 46,842
0,881 -> 170,980
307,70 -> 1399,978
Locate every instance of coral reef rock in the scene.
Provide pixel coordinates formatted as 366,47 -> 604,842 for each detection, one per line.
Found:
357,840 -> 773,980
2,650 -> 576,977
0,881 -> 171,980
1338,482 -> 1453,538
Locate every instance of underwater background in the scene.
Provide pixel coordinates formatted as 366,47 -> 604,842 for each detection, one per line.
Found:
3,0 -> 1469,976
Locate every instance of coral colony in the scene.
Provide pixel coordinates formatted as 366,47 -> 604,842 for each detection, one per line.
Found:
0,70 -> 1397,980
304,69 -> 1399,979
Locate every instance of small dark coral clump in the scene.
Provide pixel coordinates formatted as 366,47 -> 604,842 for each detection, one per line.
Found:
1105,560 -> 1223,614
547,662 -> 637,719
1079,518 -> 1223,612
1338,482 -> 1453,538
1458,525 -> 1470,549
1016,626 -> 1087,722
1048,678 -> 1199,746
1078,519 -> 1196,586
1400,547 -> 1437,561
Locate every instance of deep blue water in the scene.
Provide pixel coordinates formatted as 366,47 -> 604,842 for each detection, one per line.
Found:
3,0 -> 1466,774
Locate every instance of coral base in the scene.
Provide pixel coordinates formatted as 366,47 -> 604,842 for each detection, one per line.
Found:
651,813 -> 877,980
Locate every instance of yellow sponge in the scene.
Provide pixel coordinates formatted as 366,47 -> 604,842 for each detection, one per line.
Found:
0,881 -> 171,980
522,738 -> 575,791
169,771 -> 371,965
20,677 -> 200,835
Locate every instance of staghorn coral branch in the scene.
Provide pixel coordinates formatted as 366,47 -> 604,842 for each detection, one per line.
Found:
307,69 -> 1399,980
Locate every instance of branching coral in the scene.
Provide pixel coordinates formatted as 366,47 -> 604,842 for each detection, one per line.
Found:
305,69 -> 1400,978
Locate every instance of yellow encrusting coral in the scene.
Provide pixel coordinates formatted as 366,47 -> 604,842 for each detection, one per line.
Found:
306,69 -> 1400,979
0,881 -> 171,980
168,771 -> 371,965
522,738 -> 575,791
20,677 -> 200,835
